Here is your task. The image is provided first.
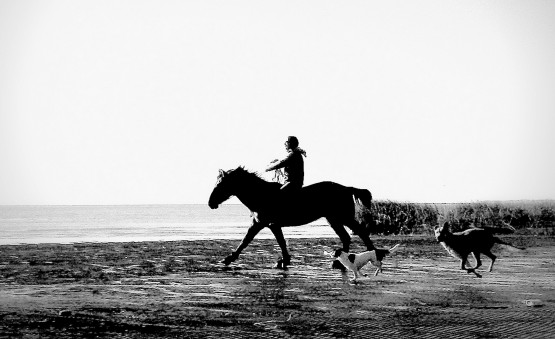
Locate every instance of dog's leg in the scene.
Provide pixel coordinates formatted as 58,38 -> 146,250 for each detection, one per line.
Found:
460,255 -> 468,271
483,250 -> 496,272
461,255 -> 481,277
374,262 -> 382,276
467,252 -> 483,277
351,271 -> 358,283
472,252 -> 482,271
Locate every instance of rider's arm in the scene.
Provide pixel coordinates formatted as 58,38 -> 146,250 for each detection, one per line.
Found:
265,153 -> 292,172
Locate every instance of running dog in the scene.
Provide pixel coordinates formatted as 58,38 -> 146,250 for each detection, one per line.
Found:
328,244 -> 401,282
435,222 -> 524,278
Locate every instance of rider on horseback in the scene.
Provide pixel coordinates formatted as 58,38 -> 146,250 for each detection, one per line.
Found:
210,137 -> 378,269
265,136 -> 307,194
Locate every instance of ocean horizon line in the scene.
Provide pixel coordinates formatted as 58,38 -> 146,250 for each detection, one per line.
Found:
2,199 -> 554,208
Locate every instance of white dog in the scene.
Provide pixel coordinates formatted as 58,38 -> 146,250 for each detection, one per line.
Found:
327,244 -> 400,282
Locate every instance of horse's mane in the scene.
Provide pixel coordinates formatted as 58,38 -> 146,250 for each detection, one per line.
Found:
231,166 -> 271,185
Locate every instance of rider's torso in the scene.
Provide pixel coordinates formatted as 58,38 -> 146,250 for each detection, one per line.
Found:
283,151 -> 304,187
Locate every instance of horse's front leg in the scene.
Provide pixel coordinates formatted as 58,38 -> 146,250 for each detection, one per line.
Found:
269,225 -> 291,269
222,219 -> 266,265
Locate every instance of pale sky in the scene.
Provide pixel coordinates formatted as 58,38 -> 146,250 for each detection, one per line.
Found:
1,0 -> 554,205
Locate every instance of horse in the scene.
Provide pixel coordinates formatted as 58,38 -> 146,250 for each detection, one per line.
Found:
208,166 -> 377,269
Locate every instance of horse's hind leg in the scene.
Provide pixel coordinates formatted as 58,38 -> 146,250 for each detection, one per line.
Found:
269,225 -> 291,269
327,218 -> 351,251
327,218 -> 351,270
346,220 -> 375,251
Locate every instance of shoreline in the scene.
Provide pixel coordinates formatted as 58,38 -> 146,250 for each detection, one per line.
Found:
0,232 -> 550,247
0,228 -> 336,246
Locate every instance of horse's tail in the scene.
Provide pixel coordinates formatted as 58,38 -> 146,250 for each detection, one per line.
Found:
352,188 -> 372,209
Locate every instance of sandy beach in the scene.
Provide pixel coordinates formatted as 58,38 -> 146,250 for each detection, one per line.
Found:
1,235 -> 554,338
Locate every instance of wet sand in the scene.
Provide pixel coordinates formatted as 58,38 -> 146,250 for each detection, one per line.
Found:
1,235 -> 554,338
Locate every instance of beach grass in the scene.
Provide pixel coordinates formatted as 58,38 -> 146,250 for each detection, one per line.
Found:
357,200 -> 555,235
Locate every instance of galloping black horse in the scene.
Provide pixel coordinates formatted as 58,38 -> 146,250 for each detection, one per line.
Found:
208,167 -> 377,268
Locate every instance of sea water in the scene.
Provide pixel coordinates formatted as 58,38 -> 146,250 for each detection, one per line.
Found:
0,204 -> 335,245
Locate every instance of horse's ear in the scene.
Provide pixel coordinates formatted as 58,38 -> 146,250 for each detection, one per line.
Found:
218,169 -> 226,177
442,222 -> 450,230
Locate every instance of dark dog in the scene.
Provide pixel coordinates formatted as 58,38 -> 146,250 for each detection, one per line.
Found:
435,222 -> 523,278
328,244 -> 400,282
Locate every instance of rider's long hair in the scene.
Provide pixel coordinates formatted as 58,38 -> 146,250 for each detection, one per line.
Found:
288,136 -> 307,157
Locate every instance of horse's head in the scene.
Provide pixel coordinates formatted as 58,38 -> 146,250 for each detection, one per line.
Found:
208,168 -> 237,209
209,166 -> 270,209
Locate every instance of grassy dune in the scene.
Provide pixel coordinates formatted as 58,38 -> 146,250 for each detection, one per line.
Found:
356,200 -> 555,236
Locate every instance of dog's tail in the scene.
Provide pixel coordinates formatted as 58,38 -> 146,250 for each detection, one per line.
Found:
388,243 -> 401,253
375,243 -> 401,260
481,225 -> 524,250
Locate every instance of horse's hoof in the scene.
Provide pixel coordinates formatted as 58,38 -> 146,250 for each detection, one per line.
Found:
221,253 -> 238,266
275,257 -> 290,270
282,256 -> 291,266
